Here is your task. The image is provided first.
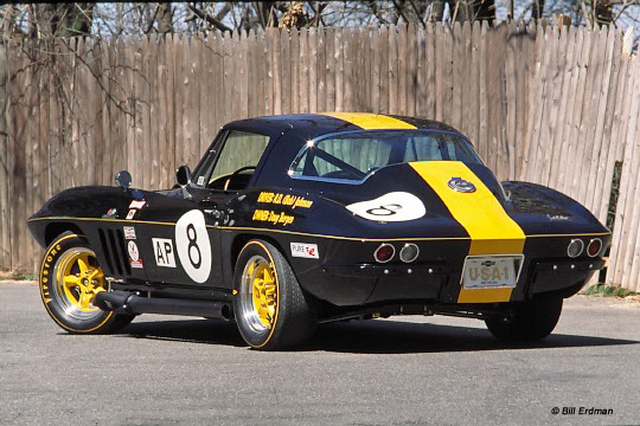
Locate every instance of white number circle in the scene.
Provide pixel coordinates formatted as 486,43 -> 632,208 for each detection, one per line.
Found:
175,210 -> 212,283
346,192 -> 426,222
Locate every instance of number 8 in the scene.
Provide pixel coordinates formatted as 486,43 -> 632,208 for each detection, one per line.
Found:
186,223 -> 202,269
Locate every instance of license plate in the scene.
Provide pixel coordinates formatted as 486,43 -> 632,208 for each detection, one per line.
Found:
461,255 -> 524,289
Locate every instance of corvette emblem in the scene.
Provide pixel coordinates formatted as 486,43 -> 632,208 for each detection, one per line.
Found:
448,177 -> 476,193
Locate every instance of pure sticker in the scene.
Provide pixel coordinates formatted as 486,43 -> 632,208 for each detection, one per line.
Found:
126,209 -> 136,220
152,238 -> 176,268
290,242 -> 319,259
123,226 -> 136,240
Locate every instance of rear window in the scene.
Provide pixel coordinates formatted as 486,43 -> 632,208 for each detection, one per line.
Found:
290,130 -> 482,182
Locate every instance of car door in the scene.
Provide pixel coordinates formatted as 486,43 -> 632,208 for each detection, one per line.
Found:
140,129 -> 272,289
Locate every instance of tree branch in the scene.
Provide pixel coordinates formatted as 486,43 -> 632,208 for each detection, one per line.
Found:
186,3 -> 232,32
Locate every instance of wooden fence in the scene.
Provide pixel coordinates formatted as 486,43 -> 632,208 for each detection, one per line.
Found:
1,23 -> 639,291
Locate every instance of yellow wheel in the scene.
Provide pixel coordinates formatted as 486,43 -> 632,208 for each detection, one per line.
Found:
39,232 -> 133,333
56,247 -> 105,315
233,240 -> 315,350
243,255 -> 278,332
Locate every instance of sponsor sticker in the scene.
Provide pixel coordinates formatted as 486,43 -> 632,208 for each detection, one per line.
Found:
103,208 -> 117,219
126,209 -> 136,220
152,238 -> 176,268
290,242 -> 319,259
129,200 -> 147,209
127,240 -> 144,269
123,226 -> 136,240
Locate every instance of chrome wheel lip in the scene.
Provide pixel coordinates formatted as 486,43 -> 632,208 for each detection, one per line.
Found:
239,255 -> 274,335
51,247 -> 104,321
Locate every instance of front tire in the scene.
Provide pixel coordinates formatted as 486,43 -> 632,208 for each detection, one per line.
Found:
39,232 -> 133,333
233,240 -> 315,350
485,298 -> 563,343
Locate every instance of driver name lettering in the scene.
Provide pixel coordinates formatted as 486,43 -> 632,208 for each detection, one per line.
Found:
252,209 -> 295,226
257,192 -> 313,209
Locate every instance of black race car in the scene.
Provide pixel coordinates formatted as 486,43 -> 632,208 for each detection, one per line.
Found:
28,113 -> 610,349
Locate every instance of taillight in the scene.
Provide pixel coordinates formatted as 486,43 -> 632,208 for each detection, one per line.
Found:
567,239 -> 584,258
587,238 -> 602,257
399,243 -> 419,263
374,243 -> 395,263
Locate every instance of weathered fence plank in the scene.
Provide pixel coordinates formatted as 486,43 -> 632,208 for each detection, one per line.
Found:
0,43 -> 8,267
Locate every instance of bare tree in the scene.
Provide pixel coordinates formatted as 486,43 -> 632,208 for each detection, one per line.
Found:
3,1 -> 640,39
24,3 -> 95,37
452,0 -> 496,22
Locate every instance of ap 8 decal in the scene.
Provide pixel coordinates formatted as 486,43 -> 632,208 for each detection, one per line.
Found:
175,210 -> 212,283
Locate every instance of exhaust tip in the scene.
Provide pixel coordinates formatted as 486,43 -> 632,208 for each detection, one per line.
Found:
221,304 -> 233,321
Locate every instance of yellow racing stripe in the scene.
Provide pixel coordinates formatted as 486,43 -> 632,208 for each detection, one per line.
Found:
319,112 -> 416,130
410,161 -> 526,303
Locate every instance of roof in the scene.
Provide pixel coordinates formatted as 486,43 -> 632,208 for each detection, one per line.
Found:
223,112 -> 462,141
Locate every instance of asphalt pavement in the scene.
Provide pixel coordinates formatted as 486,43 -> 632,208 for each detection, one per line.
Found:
1,281 -> 639,426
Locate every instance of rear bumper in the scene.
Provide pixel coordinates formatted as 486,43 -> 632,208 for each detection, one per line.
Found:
527,258 -> 604,298
308,257 -> 604,307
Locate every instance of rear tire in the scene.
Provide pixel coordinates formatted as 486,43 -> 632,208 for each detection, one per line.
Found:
485,298 -> 563,343
39,232 -> 134,333
233,240 -> 316,350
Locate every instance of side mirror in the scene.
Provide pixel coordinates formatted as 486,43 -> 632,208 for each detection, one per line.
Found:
176,165 -> 192,188
115,170 -> 132,190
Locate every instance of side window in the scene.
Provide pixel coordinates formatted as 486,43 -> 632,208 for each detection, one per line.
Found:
208,131 -> 270,190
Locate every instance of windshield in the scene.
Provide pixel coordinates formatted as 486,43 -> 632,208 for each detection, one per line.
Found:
290,130 -> 482,182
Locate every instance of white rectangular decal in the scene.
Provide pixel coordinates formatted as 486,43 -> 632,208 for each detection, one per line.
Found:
129,200 -> 147,209
290,242 -> 319,259
123,226 -> 136,240
152,238 -> 177,268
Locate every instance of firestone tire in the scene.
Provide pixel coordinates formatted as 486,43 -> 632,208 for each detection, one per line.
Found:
485,298 -> 563,343
233,240 -> 316,350
39,232 -> 134,334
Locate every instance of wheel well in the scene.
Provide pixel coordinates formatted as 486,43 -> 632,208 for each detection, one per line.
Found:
45,223 -> 83,246
230,234 -> 287,270
229,233 -> 321,316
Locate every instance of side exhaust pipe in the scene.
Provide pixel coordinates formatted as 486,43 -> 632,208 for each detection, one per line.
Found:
94,291 -> 233,321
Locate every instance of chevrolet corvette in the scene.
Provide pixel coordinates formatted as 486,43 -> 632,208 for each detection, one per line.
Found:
28,113 -> 610,349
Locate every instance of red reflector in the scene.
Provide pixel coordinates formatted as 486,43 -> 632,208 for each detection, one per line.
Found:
587,239 -> 602,257
374,244 -> 395,263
